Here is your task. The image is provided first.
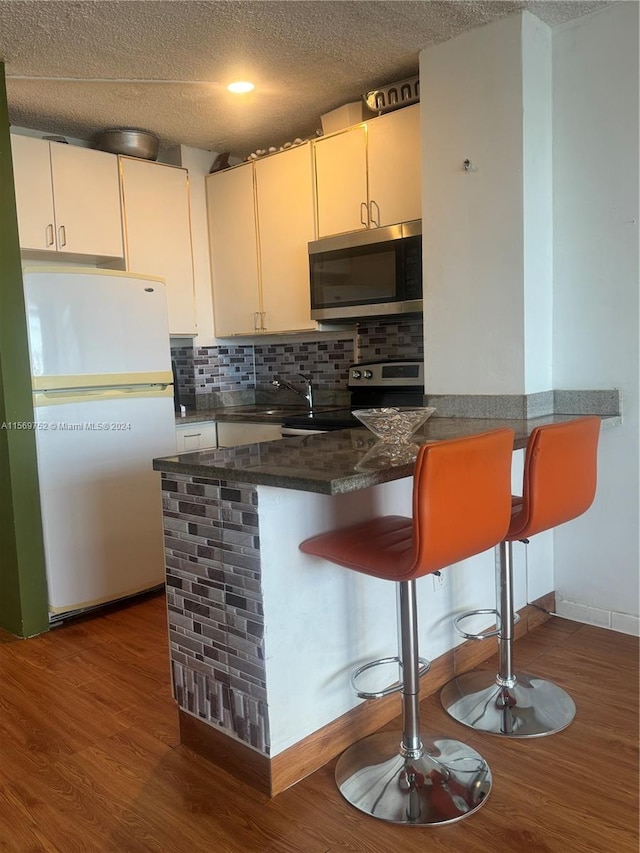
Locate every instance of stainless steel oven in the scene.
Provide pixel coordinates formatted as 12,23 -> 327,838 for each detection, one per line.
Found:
308,221 -> 422,321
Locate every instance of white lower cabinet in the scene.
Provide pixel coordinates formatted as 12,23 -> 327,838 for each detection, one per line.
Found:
175,421 -> 218,452
216,422 -> 282,447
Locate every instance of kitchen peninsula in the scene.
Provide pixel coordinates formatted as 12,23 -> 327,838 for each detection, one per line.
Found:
153,413 -> 616,796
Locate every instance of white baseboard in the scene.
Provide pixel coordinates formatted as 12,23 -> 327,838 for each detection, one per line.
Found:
556,599 -> 640,636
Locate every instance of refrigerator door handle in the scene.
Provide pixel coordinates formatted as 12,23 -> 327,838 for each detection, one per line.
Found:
32,370 -> 174,392
33,385 -> 174,407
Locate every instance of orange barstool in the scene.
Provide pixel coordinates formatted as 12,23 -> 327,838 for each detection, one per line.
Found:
299,428 -> 515,825
440,416 -> 601,737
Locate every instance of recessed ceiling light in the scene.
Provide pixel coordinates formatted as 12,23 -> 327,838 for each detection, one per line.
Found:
227,81 -> 254,94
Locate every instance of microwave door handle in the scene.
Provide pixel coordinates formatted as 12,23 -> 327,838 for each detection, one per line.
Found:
369,199 -> 381,228
360,202 -> 369,228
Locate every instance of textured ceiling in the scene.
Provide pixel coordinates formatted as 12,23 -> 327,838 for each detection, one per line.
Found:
0,0 -> 611,158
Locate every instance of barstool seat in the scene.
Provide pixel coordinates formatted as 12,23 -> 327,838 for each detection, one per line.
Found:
299,428 -> 515,826
440,416 -> 601,737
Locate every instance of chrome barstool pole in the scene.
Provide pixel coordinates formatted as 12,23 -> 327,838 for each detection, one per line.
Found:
399,580 -> 421,755
497,540 -> 516,688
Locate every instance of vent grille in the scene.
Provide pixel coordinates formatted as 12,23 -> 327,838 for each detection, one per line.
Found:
364,76 -> 419,114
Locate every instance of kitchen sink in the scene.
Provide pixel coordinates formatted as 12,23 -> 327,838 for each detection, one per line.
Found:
241,406 -> 307,415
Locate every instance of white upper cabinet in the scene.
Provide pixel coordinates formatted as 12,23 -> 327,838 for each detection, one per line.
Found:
366,104 -> 422,229
254,144 -> 316,334
314,104 -> 422,238
11,134 -> 124,260
206,161 -> 261,336
10,134 -> 56,253
119,157 -> 197,336
206,142 -> 316,337
314,126 -> 368,238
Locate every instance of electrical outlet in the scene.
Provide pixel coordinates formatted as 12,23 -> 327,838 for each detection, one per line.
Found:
432,571 -> 446,591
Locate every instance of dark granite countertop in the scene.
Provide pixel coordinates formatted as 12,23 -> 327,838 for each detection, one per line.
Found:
156,414 -> 618,496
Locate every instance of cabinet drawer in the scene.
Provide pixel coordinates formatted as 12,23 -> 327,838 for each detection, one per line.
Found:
175,421 -> 218,452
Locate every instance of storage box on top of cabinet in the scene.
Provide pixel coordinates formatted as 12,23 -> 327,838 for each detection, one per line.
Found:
118,157 -> 197,337
313,103 -> 421,239
206,142 -> 317,337
10,134 -> 124,261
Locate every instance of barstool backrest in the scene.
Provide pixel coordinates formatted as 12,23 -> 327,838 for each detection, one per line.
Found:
411,428 -> 515,577
508,416 -> 600,541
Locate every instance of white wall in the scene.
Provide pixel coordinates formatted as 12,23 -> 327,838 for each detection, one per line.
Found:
552,2 -> 639,632
421,13 -> 529,395
421,11 -> 555,396
420,5 -> 639,634
522,14 -> 553,392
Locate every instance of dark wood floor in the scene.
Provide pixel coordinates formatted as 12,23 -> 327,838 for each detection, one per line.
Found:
0,591 -> 637,852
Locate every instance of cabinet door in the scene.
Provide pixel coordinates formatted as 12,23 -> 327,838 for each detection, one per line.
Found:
10,135 -> 56,252
255,144 -> 316,334
49,143 -> 124,258
120,158 -> 196,336
216,422 -> 282,447
176,422 -> 217,452
366,104 -> 422,227
206,164 -> 261,336
314,126 -> 368,238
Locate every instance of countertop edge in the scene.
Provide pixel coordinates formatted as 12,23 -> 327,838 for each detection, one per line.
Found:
156,414 -> 620,495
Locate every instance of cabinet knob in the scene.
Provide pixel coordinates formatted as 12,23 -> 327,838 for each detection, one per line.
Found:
58,225 -> 67,247
369,200 -> 381,228
46,224 -> 54,247
359,202 -> 369,228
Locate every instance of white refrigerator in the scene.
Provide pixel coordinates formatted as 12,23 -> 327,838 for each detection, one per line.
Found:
23,267 -> 177,619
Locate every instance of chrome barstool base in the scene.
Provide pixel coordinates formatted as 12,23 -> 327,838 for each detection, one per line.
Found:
335,730 -> 492,825
440,670 -> 576,737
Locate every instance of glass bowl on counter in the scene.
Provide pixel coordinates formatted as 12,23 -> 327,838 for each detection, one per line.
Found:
355,440 -> 422,472
353,406 -> 436,443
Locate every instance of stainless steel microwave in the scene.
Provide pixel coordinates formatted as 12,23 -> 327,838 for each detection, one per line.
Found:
308,220 -> 422,321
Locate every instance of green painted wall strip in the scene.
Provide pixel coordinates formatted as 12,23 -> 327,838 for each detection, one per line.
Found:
0,63 -> 50,636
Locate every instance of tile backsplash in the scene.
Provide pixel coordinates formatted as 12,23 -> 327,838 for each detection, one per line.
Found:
356,318 -> 424,363
171,317 -> 424,410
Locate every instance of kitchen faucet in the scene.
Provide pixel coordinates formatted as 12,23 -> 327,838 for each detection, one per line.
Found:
271,374 -> 314,410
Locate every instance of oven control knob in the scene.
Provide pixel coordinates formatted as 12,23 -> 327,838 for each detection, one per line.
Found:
351,370 -> 361,379
363,370 -> 373,379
